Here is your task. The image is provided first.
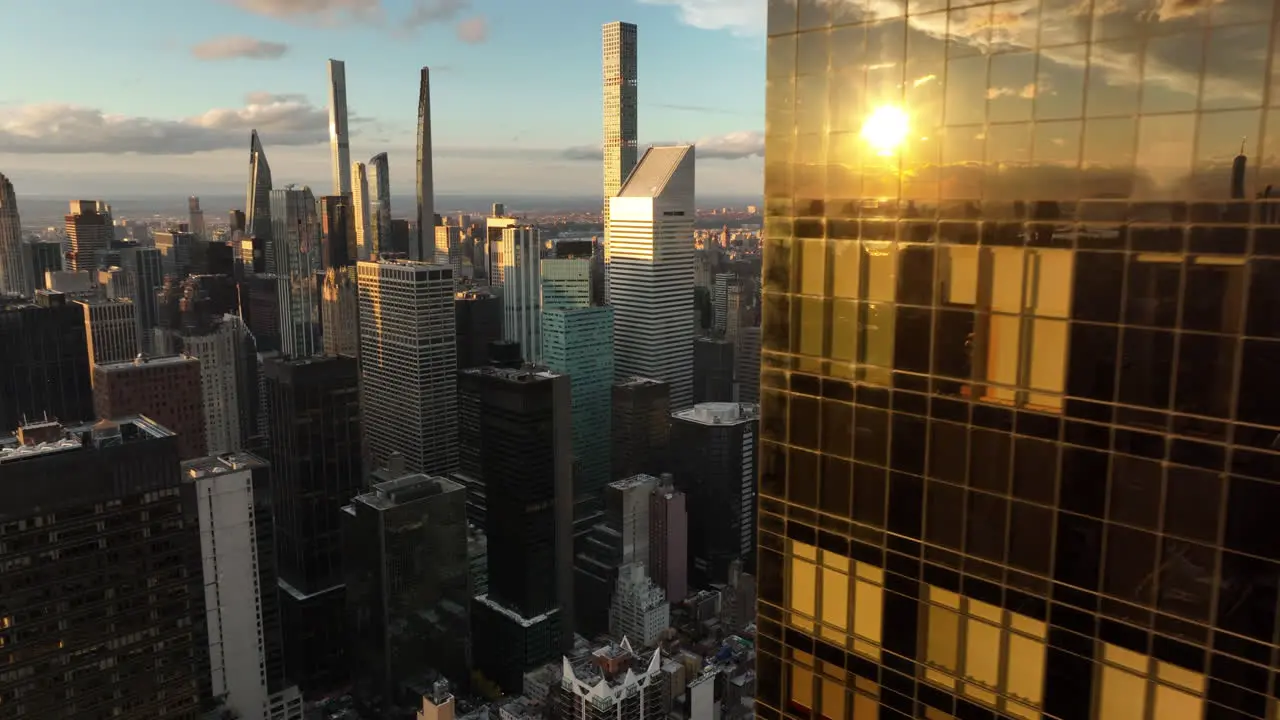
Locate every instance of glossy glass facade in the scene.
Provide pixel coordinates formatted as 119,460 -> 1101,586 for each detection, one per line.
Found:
759,2 -> 1280,719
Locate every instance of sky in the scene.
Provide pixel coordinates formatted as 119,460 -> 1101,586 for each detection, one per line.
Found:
0,0 -> 766,199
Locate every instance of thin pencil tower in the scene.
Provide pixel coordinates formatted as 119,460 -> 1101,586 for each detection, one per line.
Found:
415,66 -> 435,262
328,59 -> 352,196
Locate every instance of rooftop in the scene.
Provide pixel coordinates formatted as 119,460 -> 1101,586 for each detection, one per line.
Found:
561,638 -> 663,696
615,376 -> 666,389
95,354 -> 199,372
610,474 -> 660,491
459,365 -> 562,383
182,452 -> 268,479
673,402 -> 759,426
352,473 -> 462,509
0,417 -> 173,464
618,146 -> 692,199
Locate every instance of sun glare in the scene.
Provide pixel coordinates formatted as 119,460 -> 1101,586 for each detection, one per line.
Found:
861,105 -> 909,156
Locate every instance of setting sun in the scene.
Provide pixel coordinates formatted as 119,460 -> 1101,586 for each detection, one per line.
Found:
860,105 -> 910,156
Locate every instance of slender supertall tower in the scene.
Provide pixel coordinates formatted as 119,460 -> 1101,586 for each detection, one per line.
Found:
415,66 -> 436,262
603,23 -> 638,205
352,161 -> 370,260
367,154 -> 391,259
0,173 -> 27,296
328,59 -> 352,197
246,130 -> 274,270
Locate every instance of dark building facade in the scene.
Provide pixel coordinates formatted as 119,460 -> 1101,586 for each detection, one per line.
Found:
0,417 -> 208,718
0,291 -> 93,432
343,471 -> 470,715
320,194 -> 357,270
263,355 -> 363,695
759,4 -> 1280,720
612,377 -> 671,481
455,288 -> 503,370
458,366 -> 573,693
693,336 -> 735,404
93,354 -> 207,459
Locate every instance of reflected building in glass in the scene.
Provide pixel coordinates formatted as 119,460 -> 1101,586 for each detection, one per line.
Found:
759,1 -> 1280,720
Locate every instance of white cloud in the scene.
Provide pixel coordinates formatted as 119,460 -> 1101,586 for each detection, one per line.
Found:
224,0 -> 483,37
0,94 -> 331,155
190,35 -> 290,60
455,16 -> 488,44
637,0 -> 767,37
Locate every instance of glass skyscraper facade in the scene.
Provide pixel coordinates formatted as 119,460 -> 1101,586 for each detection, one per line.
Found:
759,2 -> 1280,720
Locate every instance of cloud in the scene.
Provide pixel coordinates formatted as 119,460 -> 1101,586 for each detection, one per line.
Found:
226,0 -> 478,36
560,130 -> 764,162
191,35 -> 290,60
637,0 -> 766,36
455,16 -> 488,44
0,93 -> 333,155
651,103 -> 752,117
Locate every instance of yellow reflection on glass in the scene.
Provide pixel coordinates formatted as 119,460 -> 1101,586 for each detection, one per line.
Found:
861,106 -> 909,156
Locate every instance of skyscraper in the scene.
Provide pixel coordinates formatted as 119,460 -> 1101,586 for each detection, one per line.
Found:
541,257 -> 592,311
357,259 -> 458,476
602,21 -> 638,207
607,145 -> 696,409
367,153 -> 391,258
247,130 -> 273,271
320,194 -> 356,269
759,4 -> 1280,720
416,66 -> 436,262
455,287 -> 503,369
321,267 -> 359,358
76,298 -> 139,369
0,173 -> 28,296
611,376 -> 670,481
94,354 -> 207,460
263,355 -> 363,694
327,59 -> 352,197
352,161 -> 371,260
271,186 -> 322,358
0,417 -> 209,718
188,195 -> 206,238
500,225 -> 542,363
542,306 -> 614,510
64,200 -> 113,273
0,291 -> 93,432
344,470 -> 470,714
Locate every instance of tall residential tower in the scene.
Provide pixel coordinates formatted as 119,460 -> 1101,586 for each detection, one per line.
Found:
247,130 -> 273,271
416,66 -> 436,262
327,59 -> 352,196
602,22 -> 638,205
367,153 -> 391,258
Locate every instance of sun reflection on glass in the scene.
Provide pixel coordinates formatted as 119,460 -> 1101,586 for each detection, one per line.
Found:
861,106 -> 909,156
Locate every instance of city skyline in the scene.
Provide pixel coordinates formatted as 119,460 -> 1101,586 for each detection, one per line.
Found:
0,0 -> 765,197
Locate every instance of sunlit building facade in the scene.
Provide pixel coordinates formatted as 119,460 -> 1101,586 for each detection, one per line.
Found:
368,153 -> 392,259
759,2 -> 1280,720
0,173 -> 26,296
328,59 -> 352,197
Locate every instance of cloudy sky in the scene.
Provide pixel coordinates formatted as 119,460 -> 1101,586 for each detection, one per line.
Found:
0,0 -> 767,199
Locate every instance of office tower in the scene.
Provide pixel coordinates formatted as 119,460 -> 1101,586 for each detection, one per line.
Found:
320,194 -> 356,269
0,291 -> 93,431
576,473 -> 661,636
0,173 -> 27,296
760,5 -> 1280,720
556,640 -> 665,720
247,130 -> 274,271
263,355 -> 363,694
76,298 -> 138,369
390,219 -> 411,255
492,202 -> 505,217
344,470 -> 471,714
352,161 -> 371,260
367,153 -> 391,257
590,240 -> 607,306
358,259 -> 458,475
434,224 -> 463,276
230,208 -> 247,233
189,195 -> 206,238
97,265 -> 132,300
608,563 -> 669,648
692,336 -> 734,404
542,257 -> 592,310
23,239 -> 61,291
0,417 -> 207,718
649,476 -> 687,602
455,287 -> 503,369
321,267 -> 359,357
184,453 -> 304,720
459,366 -> 574,692
244,274 -> 282,353
94,354 -> 207,459
154,229 -> 198,276
485,215 -> 517,285
612,376 -> 670,480
271,186 -> 322,358
543,306 -> 614,507
64,199 -> 113,272
178,314 -> 251,455
712,272 -> 735,336
734,325 -> 760,404
607,146 -> 696,409
328,59 -> 352,196
113,243 -> 163,352
602,21 -> 638,208
45,270 -> 94,295
417,66 -> 436,262
499,225 -> 543,363
670,402 -> 756,587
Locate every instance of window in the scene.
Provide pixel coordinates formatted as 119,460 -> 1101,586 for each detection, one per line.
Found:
936,247 -> 1072,412
920,585 -> 1047,719
787,540 -> 884,659
788,650 -> 814,715
1096,643 -> 1205,720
